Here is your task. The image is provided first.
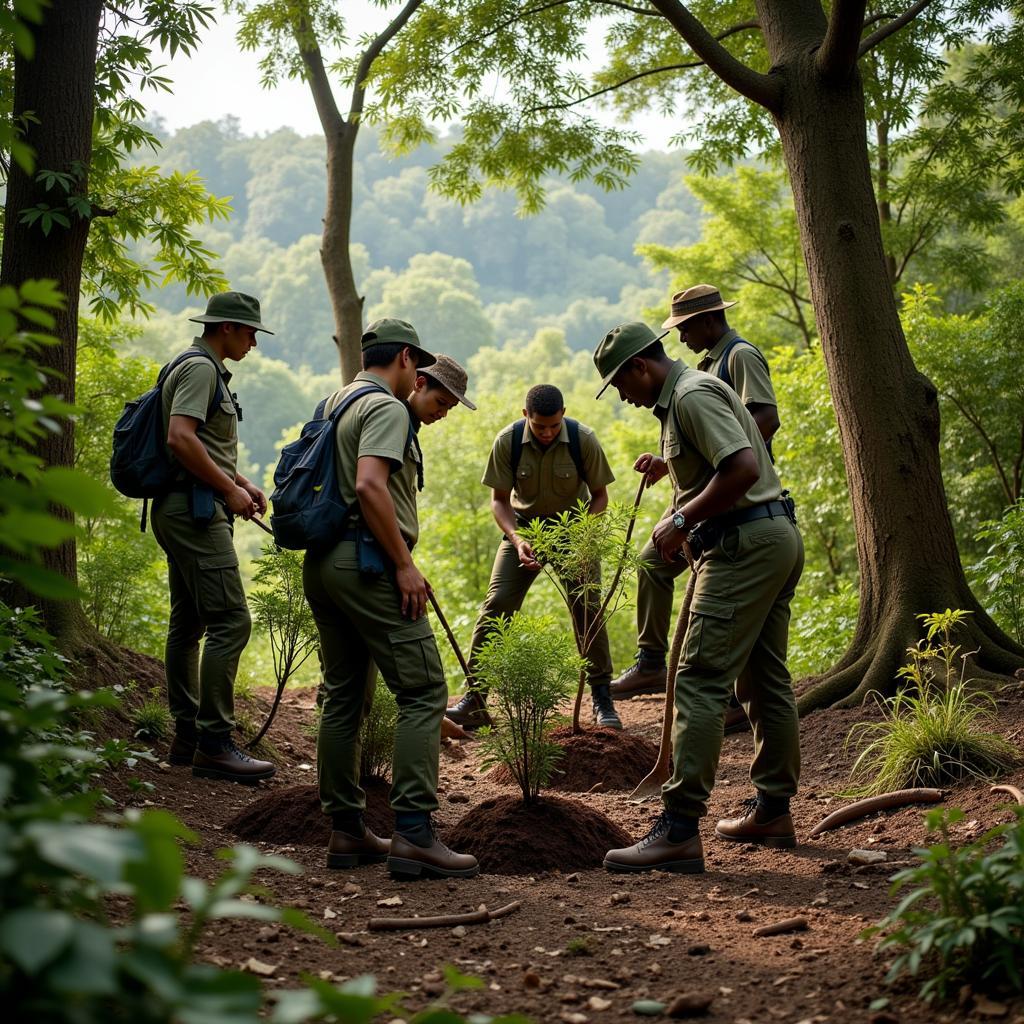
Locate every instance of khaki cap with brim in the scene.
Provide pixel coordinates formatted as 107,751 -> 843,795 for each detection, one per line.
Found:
361,317 -> 436,368
420,353 -> 477,410
593,322 -> 669,399
660,283 -> 737,330
189,291 -> 274,334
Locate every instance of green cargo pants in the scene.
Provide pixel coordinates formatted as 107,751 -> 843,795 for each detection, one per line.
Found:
303,539 -> 447,817
150,492 -> 250,735
662,515 -> 804,818
636,508 -> 689,655
467,536 -> 613,688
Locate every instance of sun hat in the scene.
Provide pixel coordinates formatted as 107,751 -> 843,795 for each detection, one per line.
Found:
420,353 -> 476,410
593,322 -> 669,399
361,318 -> 436,367
189,291 -> 274,334
660,284 -> 737,330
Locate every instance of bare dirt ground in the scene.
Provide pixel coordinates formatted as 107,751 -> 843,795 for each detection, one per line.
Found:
107,683 -> 1024,1024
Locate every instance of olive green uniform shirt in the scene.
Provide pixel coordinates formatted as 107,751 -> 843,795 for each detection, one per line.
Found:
160,337 -> 238,481
482,419 -> 615,519
658,360 -> 781,510
697,329 -> 777,409
325,371 -> 421,546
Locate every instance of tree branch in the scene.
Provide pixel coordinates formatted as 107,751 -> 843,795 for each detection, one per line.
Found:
646,0 -> 780,112
858,0 -> 935,59
291,5 -> 344,133
350,0 -> 425,123
817,0 -> 868,82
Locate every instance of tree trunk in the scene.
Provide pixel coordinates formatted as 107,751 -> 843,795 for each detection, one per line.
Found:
322,122 -> 364,383
0,0 -> 103,642
760,33 -> 1024,710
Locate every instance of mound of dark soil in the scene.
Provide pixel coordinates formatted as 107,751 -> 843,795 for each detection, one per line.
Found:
487,726 -> 658,792
226,780 -> 392,845
444,794 -> 630,875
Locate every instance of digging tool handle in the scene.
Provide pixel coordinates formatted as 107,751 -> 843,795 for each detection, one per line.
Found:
428,590 -> 472,681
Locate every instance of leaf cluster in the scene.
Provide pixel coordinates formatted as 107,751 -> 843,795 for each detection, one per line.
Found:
359,675 -> 399,781
972,498 -> 1024,646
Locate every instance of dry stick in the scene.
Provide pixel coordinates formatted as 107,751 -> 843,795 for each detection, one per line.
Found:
629,542 -> 697,802
990,784 -> 1024,806
368,900 -> 522,932
753,916 -> 808,938
808,788 -> 944,837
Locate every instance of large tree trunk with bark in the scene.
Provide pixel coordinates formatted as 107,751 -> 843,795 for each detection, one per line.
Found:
756,5 -> 1024,710
0,0 -> 103,642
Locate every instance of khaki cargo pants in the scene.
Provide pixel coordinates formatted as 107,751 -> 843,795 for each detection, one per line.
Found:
150,492 -> 250,735
303,539 -> 447,817
662,515 -> 805,818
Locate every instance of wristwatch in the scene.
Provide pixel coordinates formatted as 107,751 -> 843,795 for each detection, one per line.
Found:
671,509 -> 687,532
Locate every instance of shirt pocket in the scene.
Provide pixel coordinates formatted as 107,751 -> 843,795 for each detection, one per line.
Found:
388,617 -> 445,688
515,463 -> 539,502
553,461 -> 578,498
682,594 -> 735,673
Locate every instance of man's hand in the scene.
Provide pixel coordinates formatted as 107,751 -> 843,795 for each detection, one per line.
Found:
652,513 -> 687,563
634,452 -> 668,485
242,481 -> 268,516
396,563 -> 430,619
513,536 -> 542,572
226,484 -> 257,519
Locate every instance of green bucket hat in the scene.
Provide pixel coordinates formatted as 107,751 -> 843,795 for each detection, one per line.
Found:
593,322 -> 668,398
361,318 -> 436,367
189,291 -> 274,334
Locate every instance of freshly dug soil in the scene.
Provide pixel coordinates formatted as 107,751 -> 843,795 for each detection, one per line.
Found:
487,727 -> 658,793
226,779 -> 393,845
444,794 -> 631,874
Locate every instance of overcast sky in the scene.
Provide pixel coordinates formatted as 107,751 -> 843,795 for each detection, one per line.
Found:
145,9 -> 679,150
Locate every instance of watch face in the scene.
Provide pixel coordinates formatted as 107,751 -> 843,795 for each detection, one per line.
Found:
672,512 -> 686,530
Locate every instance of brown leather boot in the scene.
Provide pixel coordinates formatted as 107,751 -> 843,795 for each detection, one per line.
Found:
387,823 -> 480,879
603,814 -> 704,874
192,734 -> 276,784
326,826 -> 390,869
444,690 -> 492,730
715,797 -> 796,848
168,719 -> 197,766
610,651 -> 666,699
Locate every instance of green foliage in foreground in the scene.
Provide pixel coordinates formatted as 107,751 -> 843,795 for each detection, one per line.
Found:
868,806 -> 1024,1001
475,614 -> 583,804
845,610 -> 1020,796
972,499 -> 1024,647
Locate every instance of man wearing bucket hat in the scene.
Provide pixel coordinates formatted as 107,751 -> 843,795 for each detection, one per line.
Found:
152,291 -> 276,784
406,353 -> 478,424
303,320 -> 479,880
593,323 -> 803,871
611,285 -> 780,736
445,383 -> 622,732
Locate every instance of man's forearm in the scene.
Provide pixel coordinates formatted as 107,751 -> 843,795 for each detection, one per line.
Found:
491,497 -> 519,539
171,434 -> 235,495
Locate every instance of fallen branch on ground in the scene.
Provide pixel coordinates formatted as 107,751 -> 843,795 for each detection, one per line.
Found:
753,916 -> 807,937
809,788 -> 944,837
368,900 -> 522,931
990,783 -> 1024,806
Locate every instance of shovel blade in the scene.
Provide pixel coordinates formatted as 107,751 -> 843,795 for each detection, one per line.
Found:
628,763 -> 669,803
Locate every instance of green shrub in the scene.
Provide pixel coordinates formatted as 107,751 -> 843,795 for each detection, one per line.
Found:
131,687 -> 172,740
845,610 -> 1020,795
867,806 -> 1024,1000
475,614 -> 584,803
972,500 -> 1024,645
360,676 -> 399,781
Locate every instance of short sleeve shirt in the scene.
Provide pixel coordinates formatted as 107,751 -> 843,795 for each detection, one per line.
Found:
657,361 -> 781,510
698,329 -> 777,408
482,418 -> 615,520
326,371 -> 422,546
160,337 -> 238,481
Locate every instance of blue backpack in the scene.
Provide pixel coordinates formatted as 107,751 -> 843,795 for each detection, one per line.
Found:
110,349 -> 225,508
270,384 -> 409,552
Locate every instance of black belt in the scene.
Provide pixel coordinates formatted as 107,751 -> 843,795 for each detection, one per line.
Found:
712,496 -> 796,531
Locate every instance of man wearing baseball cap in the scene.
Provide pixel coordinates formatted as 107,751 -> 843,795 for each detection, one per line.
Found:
611,286 -> 780,733
593,322 -> 803,872
153,291 -> 276,784
303,320 -> 479,881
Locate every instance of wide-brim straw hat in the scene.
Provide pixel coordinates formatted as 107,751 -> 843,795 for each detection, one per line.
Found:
660,284 -> 737,330
421,353 -> 476,410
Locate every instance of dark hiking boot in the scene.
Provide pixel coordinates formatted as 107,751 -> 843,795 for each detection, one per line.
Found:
715,796 -> 796,848
591,684 -> 623,730
610,651 -> 667,699
444,690 -> 492,731
192,734 -> 276,784
723,696 -> 751,735
168,719 -> 197,766
387,821 -> 480,880
326,825 -> 390,869
604,813 -> 704,874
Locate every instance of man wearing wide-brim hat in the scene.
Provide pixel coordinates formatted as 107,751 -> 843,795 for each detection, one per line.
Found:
611,284 -> 780,728
407,353 -> 478,425
302,319 -> 479,882
153,291 -> 276,784
592,321 -> 803,873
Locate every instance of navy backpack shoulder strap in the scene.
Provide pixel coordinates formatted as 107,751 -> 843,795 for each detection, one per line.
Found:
564,418 -> 587,485
509,418 -> 527,485
159,349 -> 226,418
717,336 -> 770,391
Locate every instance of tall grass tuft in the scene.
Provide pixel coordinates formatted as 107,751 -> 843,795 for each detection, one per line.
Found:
846,610 -> 1020,795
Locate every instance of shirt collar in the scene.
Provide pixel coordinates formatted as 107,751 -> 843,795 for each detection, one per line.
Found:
524,417 -> 569,450
191,336 -> 231,383
700,328 -> 739,368
654,359 -> 687,414
353,370 -> 395,397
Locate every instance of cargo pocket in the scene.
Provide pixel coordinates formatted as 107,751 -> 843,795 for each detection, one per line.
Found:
388,617 -> 445,688
197,551 -> 247,612
683,595 -> 735,672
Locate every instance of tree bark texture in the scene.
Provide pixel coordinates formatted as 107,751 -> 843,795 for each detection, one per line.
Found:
750,2 -> 1024,709
0,0 -> 103,640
